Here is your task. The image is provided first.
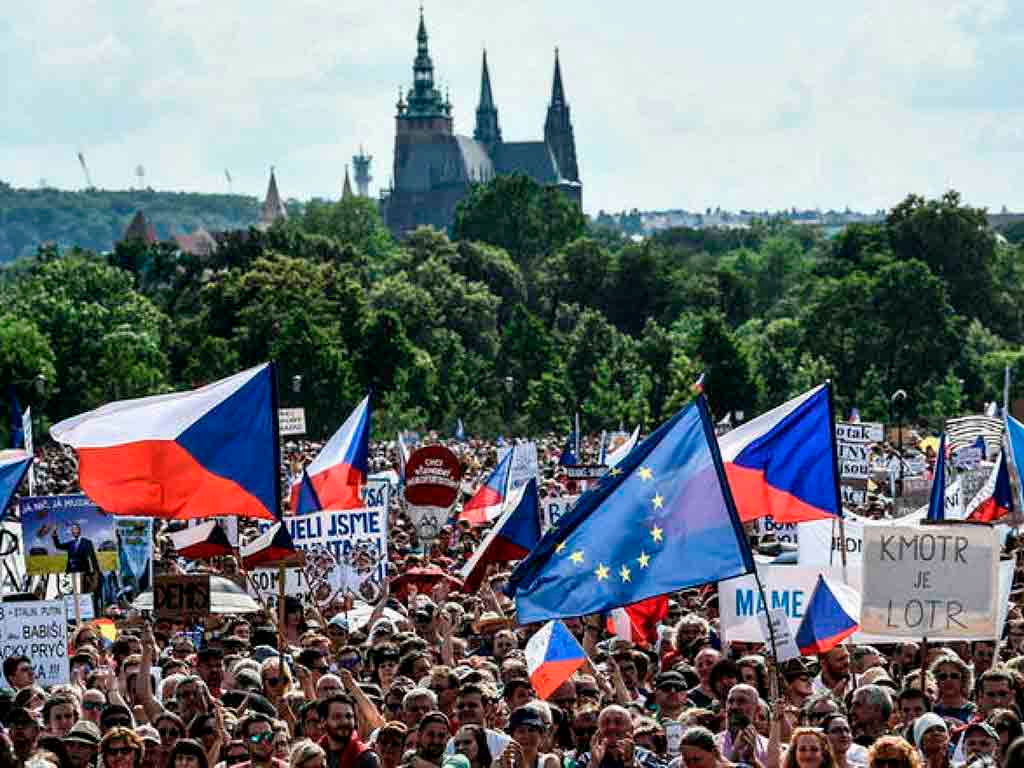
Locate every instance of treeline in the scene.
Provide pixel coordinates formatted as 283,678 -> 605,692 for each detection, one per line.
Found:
0,182 -> 261,263
2,175 -> 1023,443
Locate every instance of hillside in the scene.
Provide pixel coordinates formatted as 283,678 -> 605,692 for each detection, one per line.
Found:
0,183 -> 262,262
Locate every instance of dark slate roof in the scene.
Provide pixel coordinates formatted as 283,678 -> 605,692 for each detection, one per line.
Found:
493,141 -> 561,184
454,136 -> 495,183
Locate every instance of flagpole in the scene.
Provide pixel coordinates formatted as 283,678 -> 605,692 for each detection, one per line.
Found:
269,362 -> 284,521
825,381 -> 849,578
698,393 -> 783,700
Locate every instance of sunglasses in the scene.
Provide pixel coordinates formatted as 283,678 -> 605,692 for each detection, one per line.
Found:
105,748 -> 136,757
874,759 -> 908,768
249,732 -> 275,744
159,729 -> 181,740
83,701 -> 104,711
936,672 -> 962,681
106,720 -> 132,729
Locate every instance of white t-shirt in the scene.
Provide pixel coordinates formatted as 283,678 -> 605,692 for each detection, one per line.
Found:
446,729 -> 511,759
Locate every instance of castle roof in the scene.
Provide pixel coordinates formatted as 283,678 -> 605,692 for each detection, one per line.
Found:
493,142 -> 561,185
122,210 -> 156,244
261,168 -> 288,225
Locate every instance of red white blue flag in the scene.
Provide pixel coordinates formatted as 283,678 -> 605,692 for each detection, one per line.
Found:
290,396 -> 370,514
795,574 -> 860,655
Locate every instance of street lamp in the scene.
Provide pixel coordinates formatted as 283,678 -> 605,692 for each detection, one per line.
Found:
890,389 -> 907,499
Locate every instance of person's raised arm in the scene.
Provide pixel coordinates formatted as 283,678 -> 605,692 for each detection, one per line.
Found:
137,623 -> 166,722
339,668 -> 384,738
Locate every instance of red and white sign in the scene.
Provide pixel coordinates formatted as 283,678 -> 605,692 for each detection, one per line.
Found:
404,445 -> 462,509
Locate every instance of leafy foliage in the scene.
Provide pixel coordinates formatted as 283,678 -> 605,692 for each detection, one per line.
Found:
2,178 -> 1022,439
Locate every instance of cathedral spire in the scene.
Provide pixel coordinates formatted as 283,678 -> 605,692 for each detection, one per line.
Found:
544,49 -> 579,183
342,165 -> 354,200
474,49 -> 501,148
260,166 -> 288,227
551,47 -> 566,107
401,4 -> 449,121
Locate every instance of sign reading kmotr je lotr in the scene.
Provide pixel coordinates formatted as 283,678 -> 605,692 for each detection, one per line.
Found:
860,524 -> 999,638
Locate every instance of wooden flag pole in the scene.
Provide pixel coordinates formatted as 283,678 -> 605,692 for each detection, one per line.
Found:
277,562 -> 287,658
72,573 -> 82,628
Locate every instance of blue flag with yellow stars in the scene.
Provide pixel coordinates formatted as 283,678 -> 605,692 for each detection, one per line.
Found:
507,395 -> 755,623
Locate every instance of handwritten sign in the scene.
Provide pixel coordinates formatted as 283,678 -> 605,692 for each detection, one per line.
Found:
153,574 -> 211,621
860,524 -> 998,638
278,408 -> 306,436
0,601 -> 69,688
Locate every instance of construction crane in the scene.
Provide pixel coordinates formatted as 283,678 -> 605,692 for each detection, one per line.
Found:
77,152 -> 94,189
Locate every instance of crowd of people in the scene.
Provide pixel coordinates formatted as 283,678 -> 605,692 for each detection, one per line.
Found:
4,429 -> 1021,768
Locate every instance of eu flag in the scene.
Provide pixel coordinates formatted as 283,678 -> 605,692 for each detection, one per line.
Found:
507,396 -> 755,623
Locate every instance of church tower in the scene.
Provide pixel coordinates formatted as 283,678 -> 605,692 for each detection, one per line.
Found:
353,147 -> 372,197
395,7 -> 452,135
474,50 -> 501,152
544,49 -> 579,183
342,165 -> 354,200
260,167 -> 288,228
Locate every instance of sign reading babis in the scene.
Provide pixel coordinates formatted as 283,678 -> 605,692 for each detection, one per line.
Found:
860,523 -> 999,638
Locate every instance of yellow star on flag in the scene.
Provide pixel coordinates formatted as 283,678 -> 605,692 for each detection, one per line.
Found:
619,564 -> 631,582
652,493 -> 664,510
609,467 -> 622,477
650,525 -> 664,543
637,551 -> 651,568
570,550 -> 585,564
595,563 -> 610,581
637,467 -> 654,481
555,541 -> 567,554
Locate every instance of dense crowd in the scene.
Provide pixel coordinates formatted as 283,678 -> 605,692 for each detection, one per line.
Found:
5,429 -> 1021,768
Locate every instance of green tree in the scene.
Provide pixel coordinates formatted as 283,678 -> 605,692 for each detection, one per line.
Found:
688,312 -> 753,419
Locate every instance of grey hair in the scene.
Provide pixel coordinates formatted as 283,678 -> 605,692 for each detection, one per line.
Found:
852,684 -> 893,720
402,687 -> 438,708
289,740 -> 326,768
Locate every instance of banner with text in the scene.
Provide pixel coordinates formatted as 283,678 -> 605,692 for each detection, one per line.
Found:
541,495 -> 580,532
0,600 -> 69,689
860,524 -> 999,638
19,495 -> 116,576
250,480 -> 389,608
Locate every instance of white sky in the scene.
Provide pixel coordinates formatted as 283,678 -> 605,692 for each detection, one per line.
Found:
2,0 -> 1022,215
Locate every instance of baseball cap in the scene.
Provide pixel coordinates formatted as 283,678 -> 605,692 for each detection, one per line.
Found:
508,707 -> 546,731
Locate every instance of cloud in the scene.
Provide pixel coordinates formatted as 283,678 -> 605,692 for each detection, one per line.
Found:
1,0 -> 1022,214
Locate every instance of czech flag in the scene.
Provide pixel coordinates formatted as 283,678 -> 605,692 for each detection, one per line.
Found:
170,520 -> 234,560
926,433 -> 948,522
460,449 -> 513,525
525,619 -> 586,700
460,478 -> 542,590
290,396 -> 370,515
0,450 -> 32,515
606,595 -> 669,647
718,384 -> 841,523
50,365 -> 277,521
794,574 -> 860,655
241,521 -> 301,569
967,451 -> 1013,522
1003,414 -> 1024,517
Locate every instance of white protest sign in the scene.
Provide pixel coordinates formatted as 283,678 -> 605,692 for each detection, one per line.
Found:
944,479 -> 964,520
860,524 -> 999,638
541,495 -> 580,532
758,607 -> 800,662
500,441 -> 539,491
64,594 -> 94,621
836,422 -> 884,444
798,511 -> 926,567
719,561 -> 1013,644
755,516 -> 799,545
249,480 -> 389,608
278,408 -> 306,436
0,600 -> 69,688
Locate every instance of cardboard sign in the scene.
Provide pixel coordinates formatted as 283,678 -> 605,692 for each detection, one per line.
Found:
153,574 -> 211,620
0,600 -> 69,688
860,524 -> 999,638
278,408 -> 306,436
755,516 -> 799,545
499,441 -> 540,491
758,607 -> 800,662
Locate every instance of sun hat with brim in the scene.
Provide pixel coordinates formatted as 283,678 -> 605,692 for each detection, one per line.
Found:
913,712 -> 948,748
65,720 -> 101,746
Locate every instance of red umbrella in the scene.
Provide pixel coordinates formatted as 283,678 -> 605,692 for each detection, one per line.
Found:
390,566 -> 463,599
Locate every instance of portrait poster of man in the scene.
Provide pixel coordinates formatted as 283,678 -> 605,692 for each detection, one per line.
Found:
19,495 -> 117,585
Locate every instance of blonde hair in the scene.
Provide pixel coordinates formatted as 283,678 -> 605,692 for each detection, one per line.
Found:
289,740 -> 326,768
260,657 -> 293,686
